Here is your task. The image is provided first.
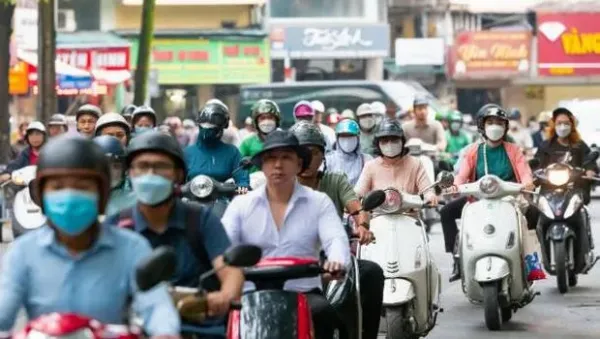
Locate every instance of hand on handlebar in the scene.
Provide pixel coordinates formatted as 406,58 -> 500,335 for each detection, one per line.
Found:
586,170 -> 597,178
322,261 -> 345,280
425,195 -> 439,207
0,174 -> 9,184
236,187 -> 249,195
354,225 -> 375,245
521,182 -> 535,192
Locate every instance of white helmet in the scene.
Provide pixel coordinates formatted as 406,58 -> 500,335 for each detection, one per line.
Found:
356,103 -> 374,117
371,101 -> 386,115
48,113 -> 67,126
26,121 -> 46,133
95,112 -> 131,136
311,100 -> 325,113
183,119 -> 195,128
341,109 -> 355,119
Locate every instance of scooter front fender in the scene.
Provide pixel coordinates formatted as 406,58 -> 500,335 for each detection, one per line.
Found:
383,278 -> 415,306
474,256 -> 510,283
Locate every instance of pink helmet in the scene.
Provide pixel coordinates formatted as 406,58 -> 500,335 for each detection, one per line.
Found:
293,100 -> 315,120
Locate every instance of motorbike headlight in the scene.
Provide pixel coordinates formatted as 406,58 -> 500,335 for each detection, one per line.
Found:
563,193 -> 583,219
547,167 -> 570,186
479,176 -> 500,195
190,175 -> 213,198
379,189 -> 403,213
537,195 -> 554,219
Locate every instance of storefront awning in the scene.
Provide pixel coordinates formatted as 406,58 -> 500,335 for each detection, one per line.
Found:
18,49 -> 91,78
91,69 -> 131,85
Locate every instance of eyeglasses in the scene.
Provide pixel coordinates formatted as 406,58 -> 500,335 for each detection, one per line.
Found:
129,161 -> 175,175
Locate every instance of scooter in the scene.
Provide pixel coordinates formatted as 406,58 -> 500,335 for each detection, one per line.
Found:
454,175 -> 539,331
1,165 -> 46,239
405,138 -> 439,232
530,151 -> 600,294
360,171 -> 454,339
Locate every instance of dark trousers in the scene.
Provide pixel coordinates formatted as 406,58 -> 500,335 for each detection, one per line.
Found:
358,259 -> 384,339
306,290 -> 339,339
440,197 -> 538,253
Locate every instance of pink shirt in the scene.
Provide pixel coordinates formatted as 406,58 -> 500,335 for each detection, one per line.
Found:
355,155 -> 433,198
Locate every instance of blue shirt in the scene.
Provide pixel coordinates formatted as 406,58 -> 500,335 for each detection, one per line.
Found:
184,141 -> 249,187
105,200 -> 231,288
222,182 -> 350,292
105,186 -> 137,217
0,225 -> 179,335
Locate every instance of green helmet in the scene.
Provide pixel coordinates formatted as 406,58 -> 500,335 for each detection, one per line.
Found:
251,99 -> 281,129
289,120 -> 326,152
448,111 -> 463,123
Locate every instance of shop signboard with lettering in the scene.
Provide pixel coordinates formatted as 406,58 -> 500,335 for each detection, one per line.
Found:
537,12 -> 600,76
55,47 -> 131,71
130,39 -> 270,84
448,31 -> 531,79
270,24 -> 390,59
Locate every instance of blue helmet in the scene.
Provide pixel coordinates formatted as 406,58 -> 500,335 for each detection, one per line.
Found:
93,135 -> 125,160
335,119 -> 360,136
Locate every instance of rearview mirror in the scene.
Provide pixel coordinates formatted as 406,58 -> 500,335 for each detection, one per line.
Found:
136,246 -> 177,292
238,157 -> 253,170
223,245 -> 262,267
362,190 -> 386,212
436,171 -> 454,188
528,158 -> 540,170
583,150 -> 599,167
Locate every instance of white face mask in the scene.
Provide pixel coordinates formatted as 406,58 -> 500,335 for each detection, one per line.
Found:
556,123 -> 572,138
379,141 -> 403,158
450,122 -> 461,131
485,124 -> 505,142
359,117 -> 375,130
338,136 -> 359,153
258,119 -> 276,134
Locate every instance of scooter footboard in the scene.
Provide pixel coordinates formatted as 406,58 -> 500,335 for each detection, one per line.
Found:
474,256 -> 510,283
383,278 -> 415,306
237,290 -> 312,339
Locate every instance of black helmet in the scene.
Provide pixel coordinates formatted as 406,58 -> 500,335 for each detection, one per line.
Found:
476,104 -> 508,133
251,99 -> 281,129
374,118 -> 405,139
126,131 -> 186,181
121,104 -> 137,117
76,104 -> 102,120
132,105 -> 157,126
196,102 -> 230,130
289,121 -> 326,152
31,135 -> 110,214
93,135 -> 125,160
552,107 -> 573,120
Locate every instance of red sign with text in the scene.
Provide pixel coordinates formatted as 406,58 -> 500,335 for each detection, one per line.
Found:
55,46 -> 130,71
538,12 -> 600,76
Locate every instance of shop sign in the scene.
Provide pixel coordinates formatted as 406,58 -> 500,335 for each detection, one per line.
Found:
130,39 -> 270,85
270,24 -> 390,59
538,12 -> 600,76
449,31 -> 531,79
9,61 -> 29,95
56,47 -> 130,71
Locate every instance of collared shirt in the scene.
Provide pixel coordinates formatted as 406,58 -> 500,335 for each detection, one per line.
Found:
105,200 -> 231,288
0,225 -> 179,335
402,119 -> 446,146
222,182 -> 350,292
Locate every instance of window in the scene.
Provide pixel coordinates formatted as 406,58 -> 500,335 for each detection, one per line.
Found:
270,0 -> 364,18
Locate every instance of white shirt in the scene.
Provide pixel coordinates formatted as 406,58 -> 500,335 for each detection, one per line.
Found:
222,182 -> 350,292
319,123 -> 337,152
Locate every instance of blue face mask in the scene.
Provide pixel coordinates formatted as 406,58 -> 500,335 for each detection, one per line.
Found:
130,174 -> 173,206
134,126 -> 153,135
198,127 -> 220,144
43,189 -> 99,236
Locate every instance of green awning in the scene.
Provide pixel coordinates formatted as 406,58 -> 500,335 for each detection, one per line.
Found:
384,58 -> 445,75
57,31 -> 131,48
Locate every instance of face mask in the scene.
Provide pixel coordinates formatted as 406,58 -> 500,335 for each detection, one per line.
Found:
359,117 -> 375,130
199,127 -> 220,143
131,174 -> 173,206
485,124 -> 505,142
338,136 -> 359,153
556,124 -> 572,138
450,122 -> 461,132
43,189 -> 99,236
135,126 -> 153,135
258,120 -> 276,134
379,141 -> 403,158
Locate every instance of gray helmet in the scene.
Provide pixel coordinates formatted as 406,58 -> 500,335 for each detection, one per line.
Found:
126,131 -> 186,182
132,105 -> 157,126
476,104 -> 508,134
76,104 -> 102,120
289,121 -> 327,152
413,96 -> 429,107
374,118 -> 405,139
48,114 -> 67,127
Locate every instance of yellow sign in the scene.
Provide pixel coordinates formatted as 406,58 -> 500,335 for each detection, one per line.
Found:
9,61 -> 29,95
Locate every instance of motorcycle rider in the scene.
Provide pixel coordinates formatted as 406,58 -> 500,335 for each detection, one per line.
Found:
341,108 -> 355,120
401,96 -> 447,152
508,108 -> 534,152
290,122 -> 384,339
47,114 -> 68,137
355,103 -> 383,155
311,100 -> 337,147
95,112 -> 131,147
326,108 -> 341,130
292,100 -> 332,151
355,118 -> 438,205
105,131 -> 245,319
92,135 -> 136,216
183,102 -> 250,190
440,104 -> 537,282
446,111 -> 472,166
0,135 -> 179,336
76,104 -> 102,138
131,105 -> 157,135
121,104 -> 136,125
326,119 -> 373,186
0,121 -> 47,183
532,110 -> 551,148
222,130 -> 349,339
238,99 -> 281,166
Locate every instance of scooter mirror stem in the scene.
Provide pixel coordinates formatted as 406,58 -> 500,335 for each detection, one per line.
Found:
197,266 -> 222,293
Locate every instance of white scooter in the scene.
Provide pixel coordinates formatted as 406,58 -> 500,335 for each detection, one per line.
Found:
1,166 -> 46,239
454,175 -> 539,331
360,172 -> 454,339
405,138 -> 439,232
